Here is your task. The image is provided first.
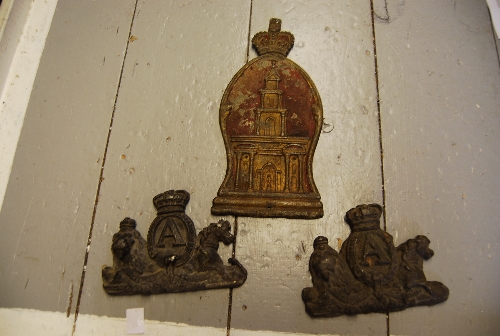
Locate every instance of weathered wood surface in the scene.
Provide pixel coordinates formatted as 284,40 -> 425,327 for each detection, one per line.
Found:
0,0 -> 499,335
229,1 -> 386,334
78,0 -> 250,329
0,0 -> 136,322
375,0 -> 500,334
0,0 -> 31,91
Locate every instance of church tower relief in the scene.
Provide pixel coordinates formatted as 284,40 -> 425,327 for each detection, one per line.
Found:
256,69 -> 287,137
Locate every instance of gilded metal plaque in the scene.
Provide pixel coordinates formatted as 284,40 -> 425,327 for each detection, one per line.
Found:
102,190 -> 247,295
211,19 -> 323,219
302,204 -> 449,316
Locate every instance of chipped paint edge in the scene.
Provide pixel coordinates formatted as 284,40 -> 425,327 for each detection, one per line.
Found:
0,307 -> 409,336
0,0 -> 58,211
0,0 -> 15,41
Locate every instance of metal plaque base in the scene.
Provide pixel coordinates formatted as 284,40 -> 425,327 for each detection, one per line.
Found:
212,194 -> 323,219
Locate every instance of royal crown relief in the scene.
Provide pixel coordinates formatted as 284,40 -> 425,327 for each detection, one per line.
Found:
211,18 -> 324,219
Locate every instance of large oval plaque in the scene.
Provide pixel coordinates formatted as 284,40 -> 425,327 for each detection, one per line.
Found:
211,18 -> 323,219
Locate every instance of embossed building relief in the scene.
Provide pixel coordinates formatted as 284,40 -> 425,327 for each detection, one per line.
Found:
302,204 -> 449,317
211,19 -> 324,219
102,190 -> 247,295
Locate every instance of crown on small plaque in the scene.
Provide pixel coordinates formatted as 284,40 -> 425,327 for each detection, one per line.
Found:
313,236 -> 329,248
345,204 -> 383,231
153,190 -> 190,213
252,18 -> 295,56
119,217 -> 137,229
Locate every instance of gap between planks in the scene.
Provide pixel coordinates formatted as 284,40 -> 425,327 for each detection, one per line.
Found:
488,8 -> 500,68
369,0 -> 390,335
227,3 -> 253,336
226,216 -> 239,336
71,1 -> 141,335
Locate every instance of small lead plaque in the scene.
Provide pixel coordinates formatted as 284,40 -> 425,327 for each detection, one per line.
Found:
302,204 -> 449,317
102,190 -> 247,295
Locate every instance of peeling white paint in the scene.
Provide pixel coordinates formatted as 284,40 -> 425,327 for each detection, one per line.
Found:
0,0 -> 15,40
0,0 -> 58,211
76,312 -> 226,336
0,308 -> 73,336
232,329 -> 343,336
0,308 -> 351,336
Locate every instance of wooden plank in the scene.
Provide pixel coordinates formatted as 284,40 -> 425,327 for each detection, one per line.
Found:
0,0 -> 31,91
375,0 -> 500,334
230,1 -> 386,334
492,14 -> 500,64
0,0 -> 57,210
77,0 -> 250,330
0,0 -> 136,317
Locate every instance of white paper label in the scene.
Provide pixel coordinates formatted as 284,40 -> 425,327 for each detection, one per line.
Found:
126,308 -> 145,334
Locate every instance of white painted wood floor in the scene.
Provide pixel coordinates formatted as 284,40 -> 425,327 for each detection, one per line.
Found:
0,1 -> 499,335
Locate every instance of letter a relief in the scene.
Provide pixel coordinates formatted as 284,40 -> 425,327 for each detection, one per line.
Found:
361,238 -> 391,266
156,217 -> 187,248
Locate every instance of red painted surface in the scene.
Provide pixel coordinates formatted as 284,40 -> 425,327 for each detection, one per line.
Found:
224,57 -> 319,138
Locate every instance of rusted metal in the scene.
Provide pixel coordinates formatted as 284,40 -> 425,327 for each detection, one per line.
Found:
102,190 -> 247,295
302,204 -> 449,316
211,18 -> 324,219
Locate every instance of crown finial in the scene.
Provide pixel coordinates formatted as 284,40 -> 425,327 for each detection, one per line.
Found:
345,204 -> 383,232
268,18 -> 281,32
252,18 -> 295,56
